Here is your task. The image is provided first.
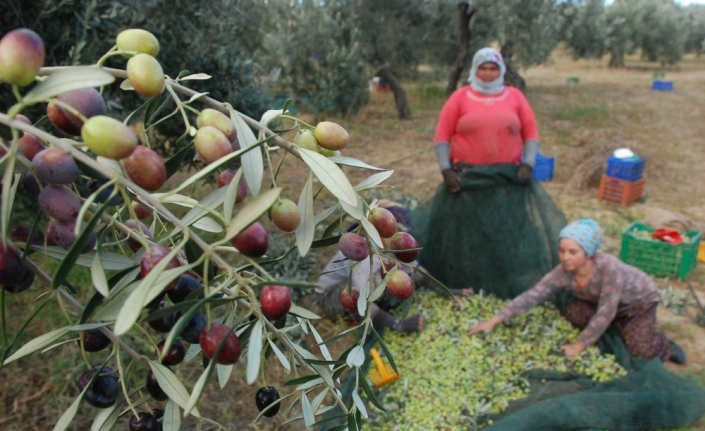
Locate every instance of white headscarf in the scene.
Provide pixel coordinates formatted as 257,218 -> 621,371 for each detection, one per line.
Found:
467,47 -> 506,95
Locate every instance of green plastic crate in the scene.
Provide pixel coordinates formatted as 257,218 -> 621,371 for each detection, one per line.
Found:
620,222 -> 701,279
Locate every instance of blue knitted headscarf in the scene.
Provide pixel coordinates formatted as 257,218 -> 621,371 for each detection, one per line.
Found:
559,219 -> 603,257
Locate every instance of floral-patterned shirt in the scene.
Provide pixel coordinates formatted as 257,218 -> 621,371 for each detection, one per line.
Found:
497,253 -> 661,347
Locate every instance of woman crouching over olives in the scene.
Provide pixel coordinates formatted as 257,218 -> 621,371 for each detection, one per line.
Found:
468,219 -> 686,364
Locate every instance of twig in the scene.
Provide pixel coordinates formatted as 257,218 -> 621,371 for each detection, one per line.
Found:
16,245 -> 143,361
687,281 -> 705,313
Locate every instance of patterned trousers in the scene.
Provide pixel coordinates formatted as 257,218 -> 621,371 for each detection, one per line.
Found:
563,299 -> 671,361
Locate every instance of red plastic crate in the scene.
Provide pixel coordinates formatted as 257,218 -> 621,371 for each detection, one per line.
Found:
598,175 -> 645,205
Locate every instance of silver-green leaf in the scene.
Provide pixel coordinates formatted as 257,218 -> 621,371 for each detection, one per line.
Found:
346,346 -> 365,368
267,338 -> 291,372
225,187 -> 281,243
301,392 -> 315,428
53,388 -> 87,431
25,67 -> 115,102
217,363 -> 233,389
230,108 -> 263,196
91,250 -> 110,297
298,147 -> 357,206
289,305 -> 321,320
328,155 -> 387,171
35,246 -> 137,270
295,171 -> 315,257
3,326 -> 70,365
147,360 -> 200,418
246,320 -> 264,384
355,170 -> 394,191
353,390 -> 369,418
223,168 -> 244,223
163,399 -> 181,431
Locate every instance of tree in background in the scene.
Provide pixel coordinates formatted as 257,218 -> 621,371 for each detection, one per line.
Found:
563,0 -> 609,60
441,0 -> 567,92
335,0 -> 429,120
639,0 -> 687,66
444,1 -> 478,97
258,0 -> 370,118
605,0 -> 686,68
684,5 -> 705,56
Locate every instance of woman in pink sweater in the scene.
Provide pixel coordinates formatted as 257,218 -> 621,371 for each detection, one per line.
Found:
468,219 -> 686,364
415,47 -> 566,299
434,48 -> 539,189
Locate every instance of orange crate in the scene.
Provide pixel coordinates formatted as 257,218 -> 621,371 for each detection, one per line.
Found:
598,174 -> 645,205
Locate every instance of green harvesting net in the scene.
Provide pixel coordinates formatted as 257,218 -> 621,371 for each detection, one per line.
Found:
411,164 -> 567,299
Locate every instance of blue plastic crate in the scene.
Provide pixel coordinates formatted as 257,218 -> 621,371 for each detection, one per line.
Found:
652,80 -> 673,91
606,155 -> 645,181
521,152 -> 554,181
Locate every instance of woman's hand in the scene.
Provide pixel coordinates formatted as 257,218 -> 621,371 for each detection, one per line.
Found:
468,315 -> 502,336
448,288 -> 473,305
441,168 -> 461,193
560,342 -> 586,357
517,163 -> 533,184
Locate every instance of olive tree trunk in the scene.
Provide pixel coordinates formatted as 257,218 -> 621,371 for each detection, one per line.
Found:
500,44 -> 526,93
375,65 -> 413,120
503,61 -> 526,93
446,2 -> 476,97
608,50 -> 626,68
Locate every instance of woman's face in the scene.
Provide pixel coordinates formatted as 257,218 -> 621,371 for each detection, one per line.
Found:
476,62 -> 501,83
558,238 -> 590,272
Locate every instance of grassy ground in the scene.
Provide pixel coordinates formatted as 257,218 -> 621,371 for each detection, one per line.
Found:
3,49 -> 705,430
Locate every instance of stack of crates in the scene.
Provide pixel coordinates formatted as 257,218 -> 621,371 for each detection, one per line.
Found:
598,155 -> 645,205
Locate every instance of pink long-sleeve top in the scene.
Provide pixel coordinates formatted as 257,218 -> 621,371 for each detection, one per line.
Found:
434,86 -> 539,165
496,253 -> 661,347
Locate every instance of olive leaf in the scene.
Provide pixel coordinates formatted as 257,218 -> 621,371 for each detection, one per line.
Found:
308,321 -> 333,362
52,374 -> 92,431
114,260 -> 192,335
91,248 -> 110,298
346,346 -> 365,368
267,338 -> 291,372
328,155 -> 387,171
352,390 -> 368,419
0,172 -> 19,244
224,187 -> 281,243
148,360 -> 201,418
295,170 -> 315,256
25,67 -> 115,101
163,399 -> 181,431
223,167 -> 244,223
298,147 -> 357,206
217,363 -> 234,389
230,107 -> 263,196
3,326 -> 71,365
288,304 -> 320,320
355,170 -> 394,191
246,320 -> 264,384
36,246 -> 136,271
301,392 -> 315,428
